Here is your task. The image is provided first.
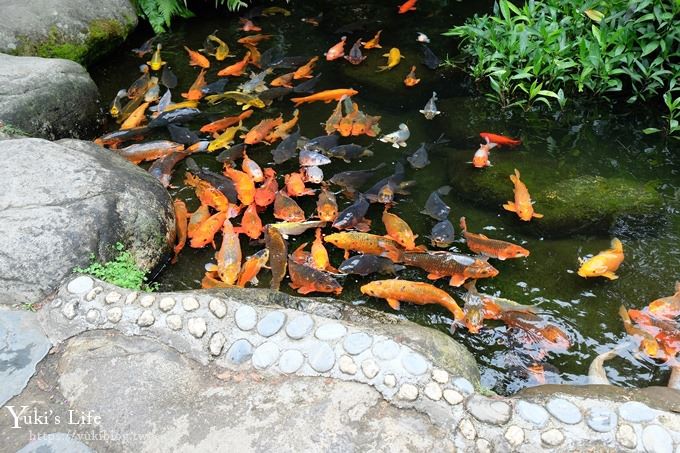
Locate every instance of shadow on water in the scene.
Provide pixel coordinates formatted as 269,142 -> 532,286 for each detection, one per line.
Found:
89,0 -> 680,395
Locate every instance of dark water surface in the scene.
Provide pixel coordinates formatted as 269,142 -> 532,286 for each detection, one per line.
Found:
90,0 -> 680,395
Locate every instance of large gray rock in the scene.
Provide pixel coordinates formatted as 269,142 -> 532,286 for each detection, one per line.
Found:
0,0 -> 137,65
0,138 -> 175,305
0,54 -> 100,139
0,309 -> 52,406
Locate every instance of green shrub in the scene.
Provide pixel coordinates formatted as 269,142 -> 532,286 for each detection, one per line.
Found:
131,0 -> 252,34
444,0 -> 680,123
74,243 -> 157,291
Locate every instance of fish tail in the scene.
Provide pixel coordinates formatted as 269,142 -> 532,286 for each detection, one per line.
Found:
511,168 -> 521,182
618,304 -> 631,324
376,66 -> 389,72
460,216 -> 468,232
610,238 -> 623,253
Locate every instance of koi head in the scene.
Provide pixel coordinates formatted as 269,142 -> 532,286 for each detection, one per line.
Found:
378,184 -> 395,204
467,261 -> 499,279
499,245 -> 530,259
517,202 -> 535,221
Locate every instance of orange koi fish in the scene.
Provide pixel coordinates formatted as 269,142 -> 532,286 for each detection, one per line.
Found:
243,116 -> 283,144
316,188 -> 338,222
241,43 -> 261,68
184,46 -> 210,68
274,190 -> 306,222
189,210 -> 227,248
503,169 -> 543,221
403,66 -> 420,87
398,0 -> 417,14
265,109 -> 299,142
285,171 -> 315,197
310,228 -> 336,272
325,36 -> 347,61
217,52 -> 251,77
187,204 -> 210,238
234,203 -> 263,239
460,217 -> 530,260
403,250 -> 498,287
619,305 -> 663,359
291,241 -> 312,266
271,72 -> 295,88
239,18 -> 262,32
577,238 -> 624,280
254,168 -> 278,207
185,172 -> 230,212
361,279 -> 464,322
237,249 -> 269,287
172,200 -> 189,263
324,232 -> 403,261
200,110 -> 254,134
325,99 -> 344,134
265,225 -> 288,291
288,257 -> 342,295
471,142 -> 497,168
241,151 -> 264,182
382,209 -> 419,250
206,219 -> 241,284
293,56 -> 319,79
362,30 -> 383,49
500,311 -> 571,351
119,102 -> 150,130
115,140 -> 184,164
648,282 -> 680,319
181,69 -> 207,101
223,166 -> 256,206
291,88 -> 358,106
480,132 -> 521,147
201,270 -> 232,288
237,34 -> 272,46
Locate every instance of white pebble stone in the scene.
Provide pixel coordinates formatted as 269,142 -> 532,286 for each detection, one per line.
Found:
505,425 -> 524,447
361,359 -> 380,379
235,305 -> 257,331
541,429 -> 564,447
384,374 -> 397,388
125,292 -> 138,304
51,298 -> 63,308
397,384 -> 418,401
476,438 -> 492,453
140,295 -> 155,308
187,317 -> 207,338
458,418 -> 476,440
166,314 -> 182,330
158,297 -> 175,312
137,310 -> 155,327
62,301 -> 77,319
105,291 -> 122,304
339,355 -> 357,375
209,298 -> 227,318
252,342 -> 280,370
432,368 -> 449,384
107,307 -> 122,324
315,323 -> 347,341
209,332 -> 226,356
278,350 -> 304,374
85,286 -> 103,301
67,276 -> 93,294
616,423 -> 637,449
443,389 -> 464,405
182,296 -> 199,311
424,382 -> 442,401
85,308 -> 100,324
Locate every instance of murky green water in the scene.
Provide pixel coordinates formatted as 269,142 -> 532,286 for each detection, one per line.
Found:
90,0 -> 680,395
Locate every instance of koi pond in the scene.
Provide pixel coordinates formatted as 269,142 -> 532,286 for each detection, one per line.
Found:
89,0 -> 680,395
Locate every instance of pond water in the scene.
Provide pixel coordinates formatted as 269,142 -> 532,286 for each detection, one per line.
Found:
89,0 -> 680,395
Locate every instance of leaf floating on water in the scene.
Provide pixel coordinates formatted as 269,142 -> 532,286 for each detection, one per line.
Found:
584,9 -> 604,23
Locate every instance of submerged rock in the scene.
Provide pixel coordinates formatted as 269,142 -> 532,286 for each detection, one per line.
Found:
0,54 -> 99,139
448,156 -> 663,237
0,138 -> 175,305
0,0 -> 137,65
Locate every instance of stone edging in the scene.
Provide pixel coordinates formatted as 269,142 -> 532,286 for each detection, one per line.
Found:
37,275 -> 680,452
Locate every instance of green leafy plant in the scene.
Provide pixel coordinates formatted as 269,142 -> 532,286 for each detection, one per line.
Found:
644,81 -> 680,139
74,242 -> 157,291
131,0 -> 253,34
444,0 -> 680,122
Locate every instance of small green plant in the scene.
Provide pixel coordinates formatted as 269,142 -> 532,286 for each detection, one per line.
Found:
21,302 -> 37,312
644,81 -> 680,139
74,242 -> 157,291
444,0 -> 680,122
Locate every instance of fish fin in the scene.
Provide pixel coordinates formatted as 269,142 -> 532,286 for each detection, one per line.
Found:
610,238 -> 623,253
459,217 -> 467,232
502,202 -> 517,212
249,276 -> 259,285
386,298 -> 401,310
344,250 -> 350,260
603,271 -> 619,280
297,285 -> 315,295
355,219 -> 372,232
449,274 -> 467,287
205,263 -> 218,272
463,279 -> 478,294
376,66 -> 389,72
532,212 -> 544,219
426,273 -> 444,280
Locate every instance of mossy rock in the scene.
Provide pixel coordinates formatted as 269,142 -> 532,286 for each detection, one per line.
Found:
448,154 -> 664,237
0,0 -> 137,66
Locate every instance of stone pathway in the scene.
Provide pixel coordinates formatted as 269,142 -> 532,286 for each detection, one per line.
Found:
2,275 -> 680,451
